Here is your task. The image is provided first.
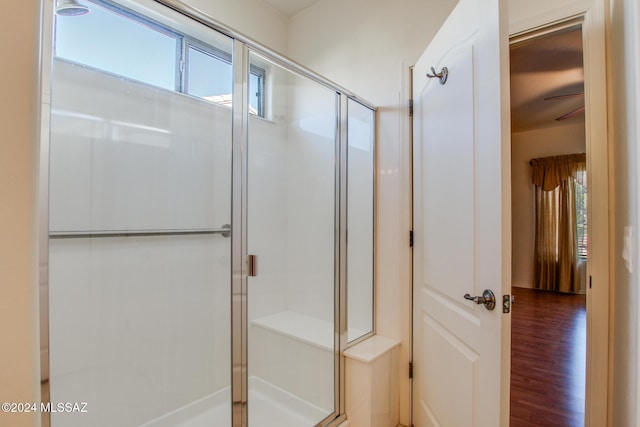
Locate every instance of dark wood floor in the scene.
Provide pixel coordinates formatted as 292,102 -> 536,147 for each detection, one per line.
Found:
510,287 -> 586,427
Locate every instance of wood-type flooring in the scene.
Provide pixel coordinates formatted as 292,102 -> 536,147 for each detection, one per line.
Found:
510,287 -> 586,427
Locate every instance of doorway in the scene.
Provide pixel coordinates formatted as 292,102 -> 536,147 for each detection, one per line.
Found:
509,23 -> 587,426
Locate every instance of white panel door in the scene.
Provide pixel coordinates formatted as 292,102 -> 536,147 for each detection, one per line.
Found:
412,0 -> 510,425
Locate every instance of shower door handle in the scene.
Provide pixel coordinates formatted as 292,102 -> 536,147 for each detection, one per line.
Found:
247,255 -> 258,277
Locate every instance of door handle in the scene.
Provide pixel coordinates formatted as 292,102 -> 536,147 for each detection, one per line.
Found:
247,254 -> 258,277
464,289 -> 496,311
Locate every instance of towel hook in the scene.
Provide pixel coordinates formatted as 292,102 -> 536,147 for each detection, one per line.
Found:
426,66 -> 448,85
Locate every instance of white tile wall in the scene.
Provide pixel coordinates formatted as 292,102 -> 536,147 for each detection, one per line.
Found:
49,235 -> 232,427
49,60 -> 232,233
284,78 -> 336,324
48,60 -> 232,427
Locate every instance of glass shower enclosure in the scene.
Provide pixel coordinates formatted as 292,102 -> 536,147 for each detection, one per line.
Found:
43,0 -> 375,426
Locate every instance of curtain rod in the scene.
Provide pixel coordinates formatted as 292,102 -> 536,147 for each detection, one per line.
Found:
529,153 -> 586,166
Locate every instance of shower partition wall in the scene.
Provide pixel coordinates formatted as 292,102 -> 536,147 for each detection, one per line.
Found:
43,1 -> 376,427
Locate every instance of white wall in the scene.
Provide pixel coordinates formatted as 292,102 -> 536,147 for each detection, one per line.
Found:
182,0 -> 288,53
288,1 -> 458,424
511,123 -> 586,288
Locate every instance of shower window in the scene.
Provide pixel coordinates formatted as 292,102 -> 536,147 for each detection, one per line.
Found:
186,43 -> 232,100
54,0 -> 266,117
185,42 -> 265,116
54,0 -> 179,90
248,68 -> 265,117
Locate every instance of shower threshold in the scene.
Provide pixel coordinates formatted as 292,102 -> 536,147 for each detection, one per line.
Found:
143,377 -> 329,427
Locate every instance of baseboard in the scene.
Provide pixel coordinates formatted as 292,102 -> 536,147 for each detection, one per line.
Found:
336,420 -> 407,427
511,282 -> 532,289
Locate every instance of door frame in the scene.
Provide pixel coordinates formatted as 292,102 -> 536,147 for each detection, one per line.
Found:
508,4 -> 610,426
633,0 -> 640,424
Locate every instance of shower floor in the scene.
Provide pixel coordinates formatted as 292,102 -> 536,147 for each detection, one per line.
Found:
47,373 -> 330,427
166,377 -> 329,427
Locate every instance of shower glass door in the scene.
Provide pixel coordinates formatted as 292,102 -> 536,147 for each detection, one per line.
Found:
48,1 -> 233,426
246,51 -> 338,426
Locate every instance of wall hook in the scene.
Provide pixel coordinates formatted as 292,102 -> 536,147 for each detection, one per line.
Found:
426,66 -> 448,85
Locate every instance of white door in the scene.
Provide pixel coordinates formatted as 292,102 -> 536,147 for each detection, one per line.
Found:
412,0 -> 511,425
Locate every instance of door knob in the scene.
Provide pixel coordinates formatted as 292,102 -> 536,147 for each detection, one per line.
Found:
464,289 -> 496,311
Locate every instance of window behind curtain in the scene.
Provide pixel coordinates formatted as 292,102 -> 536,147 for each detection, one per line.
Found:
575,170 -> 588,259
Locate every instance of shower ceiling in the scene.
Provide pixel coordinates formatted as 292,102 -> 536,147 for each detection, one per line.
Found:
510,26 -> 585,132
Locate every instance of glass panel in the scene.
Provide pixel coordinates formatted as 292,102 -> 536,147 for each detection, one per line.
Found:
347,99 -> 375,343
48,3 -> 232,426
247,52 -> 337,425
55,0 -> 178,91
186,45 -> 232,100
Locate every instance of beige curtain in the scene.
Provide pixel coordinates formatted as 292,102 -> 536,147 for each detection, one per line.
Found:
531,153 -> 586,293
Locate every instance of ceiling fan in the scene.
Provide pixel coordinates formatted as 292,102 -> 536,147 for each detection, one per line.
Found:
544,92 -> 585,121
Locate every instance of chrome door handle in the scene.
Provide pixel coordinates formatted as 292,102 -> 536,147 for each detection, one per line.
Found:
464,289 -> 496,311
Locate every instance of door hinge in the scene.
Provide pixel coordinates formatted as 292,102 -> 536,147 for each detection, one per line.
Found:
409,361 -> 413,379
502,294 -> 511,314
409,230 -> 414,247
409,99 -> 413,117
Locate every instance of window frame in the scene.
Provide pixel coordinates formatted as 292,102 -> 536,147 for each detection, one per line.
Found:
54,0 -> 266,117
574,172 -> 588,259
183,37 -> 231,95
249,65 -> 265,117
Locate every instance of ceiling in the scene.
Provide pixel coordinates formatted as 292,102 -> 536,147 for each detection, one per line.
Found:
262,0 -> 320,16
510,26 -> 585,132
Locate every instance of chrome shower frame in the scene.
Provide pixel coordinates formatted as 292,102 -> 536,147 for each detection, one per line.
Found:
39,0 -> 376,425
